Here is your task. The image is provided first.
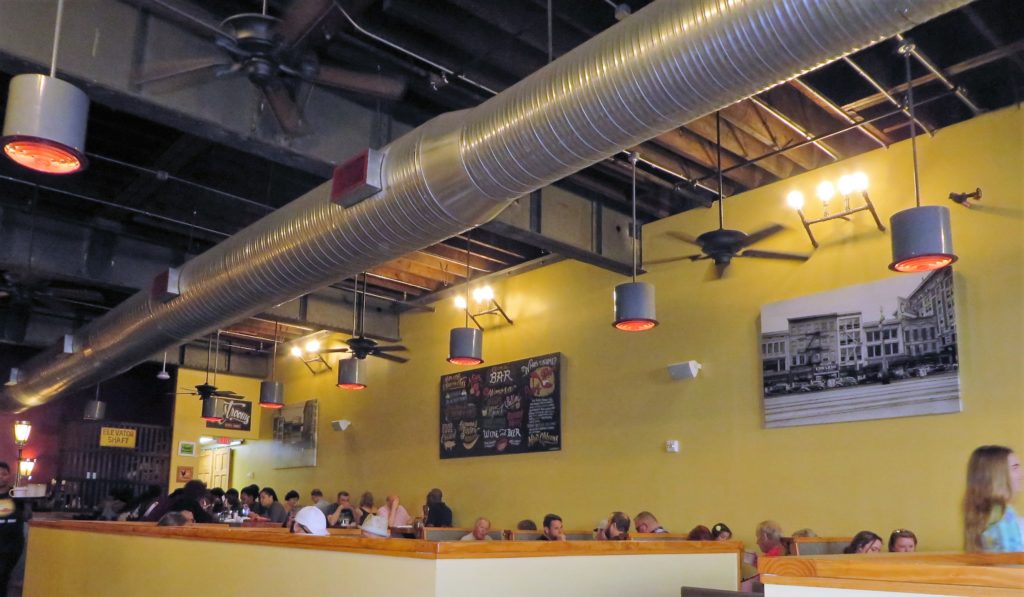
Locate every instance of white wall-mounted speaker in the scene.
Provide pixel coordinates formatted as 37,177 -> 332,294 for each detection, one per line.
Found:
668,360 -> 702,380
331,419 -> 352,431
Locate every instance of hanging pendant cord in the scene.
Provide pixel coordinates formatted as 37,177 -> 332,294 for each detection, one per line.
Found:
902,43 -> 922,208
629,152 -> 638,283
50,0 -> 65,78
270,322 -> 279,380
464,233 -> 472,327
716,111 -> 725,229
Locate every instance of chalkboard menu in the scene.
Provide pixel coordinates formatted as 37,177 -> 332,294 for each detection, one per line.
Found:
440,353 -> 562,459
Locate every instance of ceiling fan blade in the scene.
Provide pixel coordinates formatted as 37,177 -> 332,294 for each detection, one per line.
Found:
371,351 -> 409,363
373,345 -> 407,352
665,231 -> 702,247
139,0 -> 230,40
260,82 -> 306,135
322,348 -> 353,354
644,254 -> 701,266
740,224 -> 785,248
314,64 -> 407,100
278,0 -> 334,49
136,57 -> 232,90
739,249 -> 810,261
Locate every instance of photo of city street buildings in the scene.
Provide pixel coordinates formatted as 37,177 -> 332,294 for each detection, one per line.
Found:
760,269 -> 960,428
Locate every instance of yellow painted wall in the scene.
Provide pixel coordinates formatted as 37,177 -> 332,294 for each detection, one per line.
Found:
231,107 -> 1023,551
168,368 -> 265,490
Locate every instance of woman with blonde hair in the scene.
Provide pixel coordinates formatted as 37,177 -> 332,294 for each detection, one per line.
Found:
962,445 -> 1023,552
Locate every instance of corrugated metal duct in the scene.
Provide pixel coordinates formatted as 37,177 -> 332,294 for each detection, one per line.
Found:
0,0 -> 969,412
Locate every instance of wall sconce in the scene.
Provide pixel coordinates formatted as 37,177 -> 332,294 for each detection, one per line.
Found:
331,419 -> 352,431
786,172 -> 886,249
889,41 -> 957,273
18,458 -> 36,481
1,0 -> 89,174
336,357 -> 366,390
289,331 -> 333,374
453,285 -> 513,330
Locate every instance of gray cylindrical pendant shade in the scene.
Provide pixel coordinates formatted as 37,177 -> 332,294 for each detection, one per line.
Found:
83,399 -> 106,421
447,327 -> 483,366
889,205 -> 957,273
2,74 -> 89,174
613,281 -> 658,331
200,397 -> 222,422
259,380 -> 285,407
337,358 -> 366,390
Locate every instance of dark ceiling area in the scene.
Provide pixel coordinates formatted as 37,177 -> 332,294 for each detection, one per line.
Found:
0,0 -> 1020,353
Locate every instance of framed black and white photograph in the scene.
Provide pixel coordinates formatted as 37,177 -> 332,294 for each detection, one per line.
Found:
272,399 -> 318,468
760,269 -> 960,428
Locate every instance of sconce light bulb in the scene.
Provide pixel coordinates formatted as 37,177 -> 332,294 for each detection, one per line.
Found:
454,295 -> 467,310
786,190 -> 805,210
472,285 -> 494,303
851,172 -> 868,192
816,181 -> 835,203
289,345 -> 303,358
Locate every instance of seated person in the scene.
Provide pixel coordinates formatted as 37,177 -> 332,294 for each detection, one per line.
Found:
310,489 -> 333,515
290,506 -> 329,536
376,494 -> 412,527
539,514 -> 564,541
711,522 -> 732,540
424,488 -> 453,527
250,487 -> 288,524
635,511 -> 667,534
361,514 -> 390,539
889,529 -> 918,552
755,520 -> 786,557
460,517 -> 493,541
517,519 -> 537,531
687,525 -> 712,540
595,512 -> 630,541
844,531 -> 883,554
284,490 -> 301,515
327,491 -> 357,527
240,485 -> 264,516
223,488 -> 241,513
357,491 -> 375,525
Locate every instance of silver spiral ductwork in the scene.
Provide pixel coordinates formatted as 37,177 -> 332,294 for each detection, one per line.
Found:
0,0 -> 969,412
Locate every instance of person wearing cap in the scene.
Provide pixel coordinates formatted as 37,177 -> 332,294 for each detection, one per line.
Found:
711,523 -> 732,540
310,489 -> 333,515
635,511 -> 667,534
361,514 -> 390,539
291,506 -> 329,536
595,512 -> 631,541
424,488 -> 453,527
460,517 -> 493,541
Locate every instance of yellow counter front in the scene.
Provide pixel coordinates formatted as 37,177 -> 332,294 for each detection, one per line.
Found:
26,521 -> 742,596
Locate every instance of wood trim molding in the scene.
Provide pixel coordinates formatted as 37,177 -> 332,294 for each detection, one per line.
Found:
30,521 -> 744,561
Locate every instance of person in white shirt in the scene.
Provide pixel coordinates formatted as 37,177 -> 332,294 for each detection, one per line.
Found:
460,517 -> 493,541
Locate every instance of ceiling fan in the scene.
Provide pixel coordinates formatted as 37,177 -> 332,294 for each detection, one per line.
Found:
324,273 -> 408,363
646,112 -> 809,278
135,0 -> 407,134
172,332 -> 243,421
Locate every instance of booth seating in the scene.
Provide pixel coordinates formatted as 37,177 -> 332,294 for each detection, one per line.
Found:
505,529 -> 595,541
421,527 -> 504,541
788,536 -> 852,556
633,533 -> 694,541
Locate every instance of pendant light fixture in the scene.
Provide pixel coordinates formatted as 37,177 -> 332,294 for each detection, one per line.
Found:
1,0 -> 89,175
338,274 -> 368,390
200,396 -> 222,422
448,235 -> 483,365
156,351 -> 171,380
613,152 -> 657,331
260,322 -> 286,407
889,41 -> 956,273
84,383 -> 106,421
